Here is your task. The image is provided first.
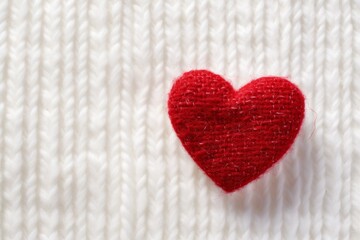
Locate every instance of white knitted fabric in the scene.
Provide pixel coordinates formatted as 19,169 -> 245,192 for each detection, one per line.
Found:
0,0 -> 359,239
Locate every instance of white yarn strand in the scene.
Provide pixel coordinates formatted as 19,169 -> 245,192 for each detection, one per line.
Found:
339,0 -> 353,239
22,0 -> 42,238
195,0 -> 209,68
132,1 -> 150,239
297,2 -> 316,239
146,1 -> 166,239
310,1 -> 327,239
322,0 -> 342,238
351,0 -> 360,238
38,0 -> 61,238
119,2 -> 135,239
235,0 -> 252,83
104,1 -> 122,239
0,1 -> 8,232
0,5 -> 8,225
3,0 -> 26,239
73,0 -> 89,238
164,1 -> 181,239
58,0 -> 75,239
87,0 -> 108,238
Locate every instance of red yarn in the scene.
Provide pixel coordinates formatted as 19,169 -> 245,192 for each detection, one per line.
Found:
168,70 -> 305,192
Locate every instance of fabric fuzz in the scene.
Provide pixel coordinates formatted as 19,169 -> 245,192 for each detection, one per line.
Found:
168,70 -> 305,192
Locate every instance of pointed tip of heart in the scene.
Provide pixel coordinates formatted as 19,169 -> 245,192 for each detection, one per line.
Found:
168,70 -> 305,193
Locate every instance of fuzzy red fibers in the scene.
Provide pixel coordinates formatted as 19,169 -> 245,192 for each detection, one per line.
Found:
168,70 -> 305,192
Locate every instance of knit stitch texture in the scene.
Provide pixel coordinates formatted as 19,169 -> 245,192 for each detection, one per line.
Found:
0,0 -> 359,239
168,70 -> 305,192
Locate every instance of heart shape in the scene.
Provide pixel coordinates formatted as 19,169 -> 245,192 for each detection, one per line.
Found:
168,70 -> 305,192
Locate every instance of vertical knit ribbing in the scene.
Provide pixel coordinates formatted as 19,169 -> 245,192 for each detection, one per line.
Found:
351,1 -> 360,239
87,0 -> 107,239
22,1 -> 42,238
59,0 -> 75,239
105,1 -> 122,240
38,0 -> 61,238
0,0 -> 358,239
73,0 -> 89,238
3,1 -> 26,239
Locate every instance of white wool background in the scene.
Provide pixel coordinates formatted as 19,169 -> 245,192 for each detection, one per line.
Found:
0,0 -> 359,239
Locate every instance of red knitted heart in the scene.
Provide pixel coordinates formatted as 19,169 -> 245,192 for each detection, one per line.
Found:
168,70 -> 305,192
